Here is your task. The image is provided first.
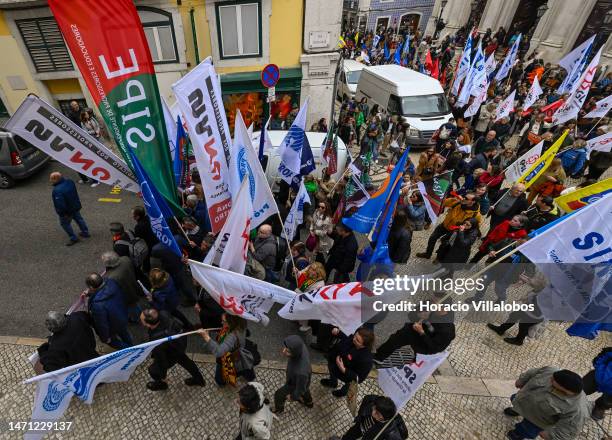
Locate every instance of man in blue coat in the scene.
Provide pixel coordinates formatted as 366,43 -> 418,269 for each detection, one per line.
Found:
50,172 -> 90,245
85,273 -> 133,349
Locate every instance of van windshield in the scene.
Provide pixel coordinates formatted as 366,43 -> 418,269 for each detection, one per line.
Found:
401,94 -> 450,117
346,70 -> 362,84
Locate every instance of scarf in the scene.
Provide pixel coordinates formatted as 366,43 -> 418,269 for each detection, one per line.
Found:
217,326 -> 237,386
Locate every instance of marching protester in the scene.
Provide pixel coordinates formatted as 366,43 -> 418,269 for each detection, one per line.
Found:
35,311 -> 98,374
436,217 -> 481,278
325,223 -> 359,283
310,201 -> 334,264
273,335 -> 313,414
236,382 -> 274,440
489,183 -> 529,230
249,224 -> 278,283
140,308 -> 205,391
148,268 -> 193,330
50,171 -> 90,246
101,251 -> 142,323
583,347 -> 612,421
470,214 -> 528,263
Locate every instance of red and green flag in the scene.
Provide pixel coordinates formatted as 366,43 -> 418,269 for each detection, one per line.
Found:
417,171 -> 453,223
49,0 -> 180,210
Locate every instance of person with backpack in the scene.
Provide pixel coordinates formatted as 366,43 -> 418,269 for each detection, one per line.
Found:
101,251 -> 142,323
330,395 -> 408,440
109,222 -> 149,283
140,308 -> 205,391
272,335 -> 313,414
148,268 -> 192,330
200,313 -> 256,387
236,382 -> 273,440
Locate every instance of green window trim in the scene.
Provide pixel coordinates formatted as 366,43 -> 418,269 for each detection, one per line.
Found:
219,68 -> 302,94
215,0 -> 263,60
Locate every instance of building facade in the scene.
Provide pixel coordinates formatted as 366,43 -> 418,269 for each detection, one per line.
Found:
429,0 -> 612,69
0,0 -> 341,129
365,0 -> 435,34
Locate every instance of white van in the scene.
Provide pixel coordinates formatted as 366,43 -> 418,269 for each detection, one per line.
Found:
252,130 -> 348,191
355,64 -> 452,146
337,60 -> 366,101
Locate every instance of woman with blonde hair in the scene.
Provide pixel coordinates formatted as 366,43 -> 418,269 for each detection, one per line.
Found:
295,262 -> 326,333
527,157 -> 566,203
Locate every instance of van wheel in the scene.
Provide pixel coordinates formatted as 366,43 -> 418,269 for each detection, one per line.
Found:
0,172 -> 14,189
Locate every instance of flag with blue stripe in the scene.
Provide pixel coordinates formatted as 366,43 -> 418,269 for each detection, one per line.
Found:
495,34 -> 521,82
394,41 -> 403,65
173,116 -> 188,188
278,98 -> 313,184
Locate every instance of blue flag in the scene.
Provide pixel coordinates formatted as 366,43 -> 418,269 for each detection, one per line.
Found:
343,149 -> 409,233
290,137 -> 316,191
129,149 -> 182,257
173,116 -> 187,188
258,117 -> 267,162
279,98 -> 314,184
384,41 -> 390,60
394,41 -> 403,65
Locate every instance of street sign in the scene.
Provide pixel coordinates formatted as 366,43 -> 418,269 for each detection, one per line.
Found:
261,64 -> 280,88
266,86 -> 276,103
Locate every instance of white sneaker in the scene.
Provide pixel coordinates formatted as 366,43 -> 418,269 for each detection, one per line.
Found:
90,182 -> 100,187
299,326 -> 311,333
78,180 -> 85,184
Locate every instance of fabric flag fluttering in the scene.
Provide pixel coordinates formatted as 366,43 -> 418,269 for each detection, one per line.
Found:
173,58 -> 234,233
586,131 -> 612,156
48,0 -> 181,211
343,149 -> 409,233
523,76 -> 543,111
283,180 -> 311,240
189,260 -> 295,325
504,140 -> 543,183
417,171 -> 453,224
457,43 -> 484,105
204,179 -> 253,274
495,34 -> 521,82
495,90 -> 516,121
518,131 -> 569,189
23,333 -> 194,440
464,74 -> 489,119
129,150 -> 182,257
555,178 -> 612,212
345,174 -> 371,211
258,116 -> 272,161
556,35 -> 596,95
378,351 -> 449,409
162,97 -> 178,162
229,111 -> 279,228
322,127 -> 339,175
278,98 -> 315,184
451,32 -> 473,96
394,41 -> 403,65
584,95 -> 612,119
552,47 -> 602,126
484,53 -> 497,80
173,116 -> 189,188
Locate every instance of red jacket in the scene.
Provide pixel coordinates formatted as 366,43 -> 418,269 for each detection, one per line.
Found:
480,220 -> 527,252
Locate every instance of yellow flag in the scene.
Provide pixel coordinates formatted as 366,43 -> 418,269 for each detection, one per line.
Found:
555,178 -> 612,212
337,36 -> 346,49
518,130 -> 568,190
354,32 -> 359,45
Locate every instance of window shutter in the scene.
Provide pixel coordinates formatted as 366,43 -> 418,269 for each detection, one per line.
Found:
16,18 -> 73,73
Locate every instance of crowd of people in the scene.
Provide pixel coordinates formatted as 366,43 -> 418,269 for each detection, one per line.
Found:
34,22 -> 612,440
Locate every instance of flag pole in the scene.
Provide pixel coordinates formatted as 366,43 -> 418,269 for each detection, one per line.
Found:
276,211 -> 300,287
173,217 -> 192,242
329,167 -> 352,195
373,413 -> 399,440
584,114 -> 607,137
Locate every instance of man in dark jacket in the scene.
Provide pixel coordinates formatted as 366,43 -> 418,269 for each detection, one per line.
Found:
249,224 -> 277,282
273,335 -> 313,413
472,130 -> 500,156
67,100 -> 82,126
101,251 -> 142,323
467,146 -> 497,174
374,299 -> 455,363
325,223 -> 359,283
321,327 -> 374,397
86,273 -> 133,349
526,195 -> 560,232
151,237 -> 196,305
36,311 -> 98,373
335,394 -> 408,440
132,206 -> 158,251
50,172 -> 90,245
140,308 -> 205,391
489,183 -> 529,230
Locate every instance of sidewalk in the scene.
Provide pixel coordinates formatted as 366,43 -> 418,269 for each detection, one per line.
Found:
0,338 -> 608,439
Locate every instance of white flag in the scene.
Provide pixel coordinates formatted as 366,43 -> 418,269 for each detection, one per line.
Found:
188,260 -> 295,324
553,47 -> 603,126
172,58 -> 233,233
452,32 -> 473,96
464,75 -> 488,118
3,96 -> 138,192
161,97 -> 178,161
586,131 -> 612,157
557,35 -> 596,94
204,179 -> 252,274
523,76 -> 543,111
278,98 -> 310,183
505,140 -> 543,182
23,334 -> 191,440
283,180 -> 311,240
495,34 -> 521,82
229,111 -> 279,228
495,90 -> 516,121
584,95 -> 612,119
485,53 -> 497,78
378,351 -> 449,409
517,194 -> 612,322
457,43 -> 484,106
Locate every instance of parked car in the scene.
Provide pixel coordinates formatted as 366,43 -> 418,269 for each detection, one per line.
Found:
355,64 -> 453,147
337,59 -> 366,101
0,128 -> 50,188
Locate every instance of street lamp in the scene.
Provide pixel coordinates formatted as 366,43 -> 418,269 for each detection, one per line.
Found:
434,0 -> 448,40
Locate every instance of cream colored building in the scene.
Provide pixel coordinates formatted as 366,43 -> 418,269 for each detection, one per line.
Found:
0,0 -> 342,128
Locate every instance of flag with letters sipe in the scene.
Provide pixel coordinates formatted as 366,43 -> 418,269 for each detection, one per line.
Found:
23,334 -> 192,440
49,0 -> 180,211
518,194 -> 612,323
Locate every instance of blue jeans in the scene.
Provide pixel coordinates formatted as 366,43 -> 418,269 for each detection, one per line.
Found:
509,394 -> 543,439
59,211 -> 89,241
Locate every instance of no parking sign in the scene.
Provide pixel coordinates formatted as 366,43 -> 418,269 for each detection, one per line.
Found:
261,64 -> 279,102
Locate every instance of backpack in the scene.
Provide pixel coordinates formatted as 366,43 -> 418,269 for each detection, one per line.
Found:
245,338 -> 261,366
273,236 -> 288,272
116,231 -> 149,269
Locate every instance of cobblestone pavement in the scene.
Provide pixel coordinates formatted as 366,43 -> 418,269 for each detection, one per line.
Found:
0,341 -> 610,440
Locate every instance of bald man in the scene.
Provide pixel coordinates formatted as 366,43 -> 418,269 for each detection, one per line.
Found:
249,224 -> 277,282
489,182 -> 529,230
50,172 -> 90,245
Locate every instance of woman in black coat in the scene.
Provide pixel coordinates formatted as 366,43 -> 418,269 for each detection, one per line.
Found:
388,210 -> 412,264
436,217 -> 480,277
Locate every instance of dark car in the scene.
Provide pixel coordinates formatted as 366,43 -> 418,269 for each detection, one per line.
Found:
0,128 -> 50,188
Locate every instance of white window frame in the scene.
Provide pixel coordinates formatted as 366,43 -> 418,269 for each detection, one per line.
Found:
217,2 -> 261,58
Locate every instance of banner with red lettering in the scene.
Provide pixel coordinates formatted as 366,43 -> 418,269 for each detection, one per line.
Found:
48,0 -> 179,209
4,96 -> 138,191
172,59 -> 233,232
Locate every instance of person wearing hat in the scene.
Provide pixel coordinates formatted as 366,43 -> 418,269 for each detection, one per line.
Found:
504,367 -> 590,440
36,311 -> 98,374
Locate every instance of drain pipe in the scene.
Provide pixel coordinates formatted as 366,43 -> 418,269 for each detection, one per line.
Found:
190,7 -> 200,65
